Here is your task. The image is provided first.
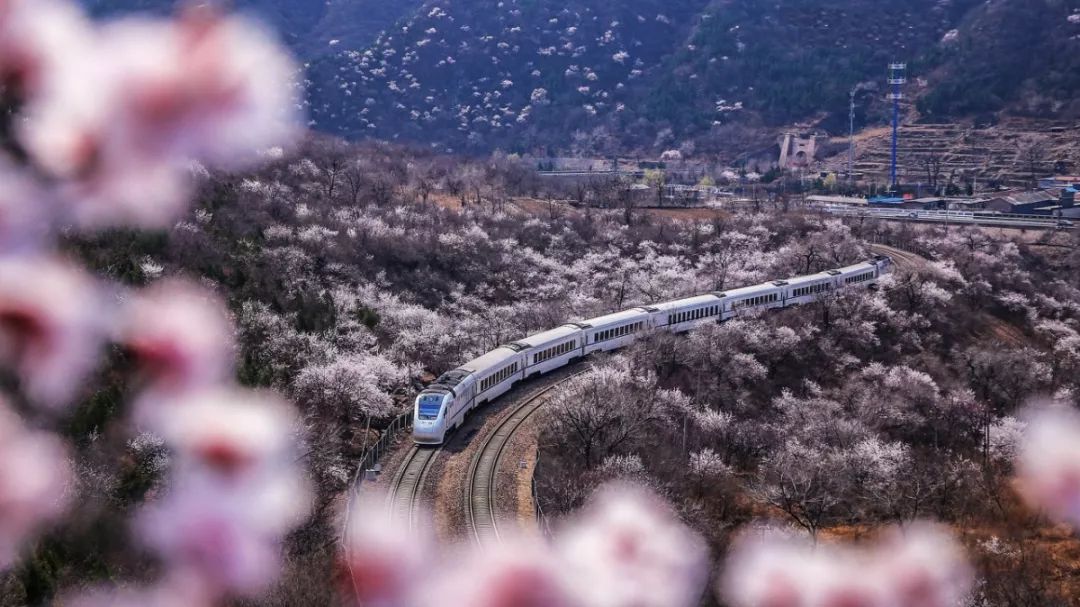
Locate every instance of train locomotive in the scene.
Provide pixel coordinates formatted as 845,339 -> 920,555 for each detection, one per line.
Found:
412,255 -> 893,445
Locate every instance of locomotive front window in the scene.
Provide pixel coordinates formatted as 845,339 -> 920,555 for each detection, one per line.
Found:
418,395 -> 443,420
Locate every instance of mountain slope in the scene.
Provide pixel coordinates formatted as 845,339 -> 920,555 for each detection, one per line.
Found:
305,0 -> 712,153
918,0 -> 1080,119
79,0 -> 1080,155
78,0 -> 423,61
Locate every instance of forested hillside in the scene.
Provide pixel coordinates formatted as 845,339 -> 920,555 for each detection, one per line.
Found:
6,136 -> 1077,604
82,0 -> 1080,154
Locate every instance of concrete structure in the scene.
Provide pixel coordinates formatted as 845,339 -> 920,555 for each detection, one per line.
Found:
778,133 -> 817,170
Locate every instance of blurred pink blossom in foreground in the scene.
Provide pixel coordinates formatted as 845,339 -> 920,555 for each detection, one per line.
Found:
0,161 -> 54,253
0,0 -> 307,601
120,280 -> 235,423
1016,403 -> 1080,526
0,0 -> 92,98
556,484 -> 709,607
0,399 -> 71,569
343,497 -> 436,607
343,484 -> 708,607
136,388 -> 311,597
6,0 -> 299,229
721,522 -> 972,607
0,255 -> 106,408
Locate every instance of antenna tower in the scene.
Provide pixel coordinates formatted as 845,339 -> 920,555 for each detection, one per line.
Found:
888,62 -> 906,192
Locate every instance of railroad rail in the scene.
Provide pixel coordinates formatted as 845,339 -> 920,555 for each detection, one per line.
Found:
386,444 -> 440,531
869,243 -> 923,268
464,371 -> 584,546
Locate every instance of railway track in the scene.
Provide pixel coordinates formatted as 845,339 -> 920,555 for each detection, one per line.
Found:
386,444 -> 440,531
464,371 -> 583,546
870,243 -> 923,268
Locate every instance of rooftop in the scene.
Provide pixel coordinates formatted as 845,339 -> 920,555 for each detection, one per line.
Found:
994,190 -> 1057,205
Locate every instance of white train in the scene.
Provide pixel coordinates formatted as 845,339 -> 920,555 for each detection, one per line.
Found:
412,256 -> 893,444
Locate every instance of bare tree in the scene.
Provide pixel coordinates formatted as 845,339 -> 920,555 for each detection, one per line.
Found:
1019,137 -> 1048,189
547,364 -> 669,469
922,151 -> 944,193
753,440 -> 843,540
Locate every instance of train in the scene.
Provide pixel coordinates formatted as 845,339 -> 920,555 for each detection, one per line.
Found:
412,255 -> 894,445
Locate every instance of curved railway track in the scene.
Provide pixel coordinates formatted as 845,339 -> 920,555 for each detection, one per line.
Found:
870,243 -> 923,268
386,444 -> 440,531
464,371 -> 583,546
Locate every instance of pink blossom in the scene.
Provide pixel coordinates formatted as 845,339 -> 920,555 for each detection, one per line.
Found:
556,484 -> 709,607
1016,404 -> 1080,525
27,7 -> 300,171
0,401 -> 71,569
17,4 -> 300,229
99,7 -> 302,168
121,280 -> 234,418
0,161 -> 55,253
136,477 -> 306,597
0,0 -> 94,99
414,537 -> 581,607
875,524 -> 973,607
721,523 -> 972,607
153,388 -> 300,481
341,494 -> 435,607
136,387 -> 310,597
135,386 -> 311,600
0,256 -> 107,408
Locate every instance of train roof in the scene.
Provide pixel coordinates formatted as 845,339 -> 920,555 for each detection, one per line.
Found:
781,272 -> 840,287
460,346 -> 520,374
427,368 -> 472,393
718,282 -> 783,299
576,308 -> 651,329
512,324 -> 581,349
835,261 -> 878,274
650,294 -> 722,312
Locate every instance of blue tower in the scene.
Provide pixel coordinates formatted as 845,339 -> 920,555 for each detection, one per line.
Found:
888,63 -> 907,192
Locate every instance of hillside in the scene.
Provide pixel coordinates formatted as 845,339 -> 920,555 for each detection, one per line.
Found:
81,0 -> 1080,155
78,0 -> 423,60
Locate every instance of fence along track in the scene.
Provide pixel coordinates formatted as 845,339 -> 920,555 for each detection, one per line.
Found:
386,444 -> 440,531
464,372 -> 583,546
